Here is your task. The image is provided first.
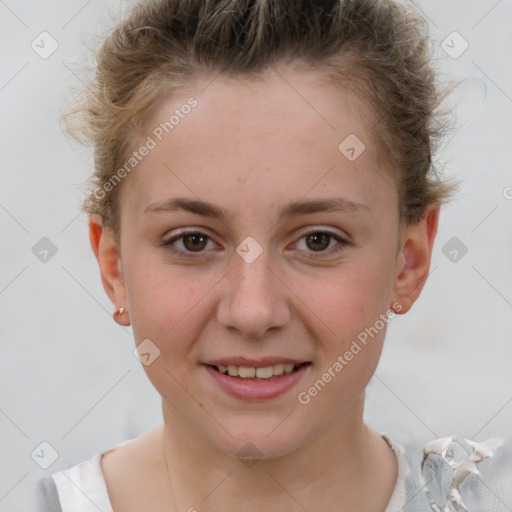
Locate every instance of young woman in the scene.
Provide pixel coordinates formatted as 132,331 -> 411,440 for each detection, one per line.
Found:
8,0 -> 512,511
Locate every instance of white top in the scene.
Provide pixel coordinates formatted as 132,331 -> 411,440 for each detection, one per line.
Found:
51,432 -> 409,512
51,437 -> 136,512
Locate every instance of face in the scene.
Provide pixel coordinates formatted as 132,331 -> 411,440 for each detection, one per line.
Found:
92,65 -> 435,459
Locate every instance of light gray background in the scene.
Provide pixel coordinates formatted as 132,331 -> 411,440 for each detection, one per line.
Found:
1,0 -> 511,498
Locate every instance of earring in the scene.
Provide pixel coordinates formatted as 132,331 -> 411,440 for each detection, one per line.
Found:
113,307 -> 130,326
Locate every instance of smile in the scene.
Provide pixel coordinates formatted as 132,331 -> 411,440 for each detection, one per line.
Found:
211,363 -> 308,380
203,362 -> 312,400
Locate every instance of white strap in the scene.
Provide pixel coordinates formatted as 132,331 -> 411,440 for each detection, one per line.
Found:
382,432 -> 410,512
51,453 -> 113,512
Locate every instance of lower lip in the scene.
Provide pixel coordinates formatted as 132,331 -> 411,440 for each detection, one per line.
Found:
204,364 -> 311,401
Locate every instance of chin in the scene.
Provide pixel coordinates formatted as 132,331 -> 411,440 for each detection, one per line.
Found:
205,420 -> 313,462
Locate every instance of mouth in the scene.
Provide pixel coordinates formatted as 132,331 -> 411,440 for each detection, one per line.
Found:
207,362 -> 311,381
203,359 -> 312,400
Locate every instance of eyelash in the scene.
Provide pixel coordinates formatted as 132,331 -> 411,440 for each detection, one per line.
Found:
161,228 -> 350,260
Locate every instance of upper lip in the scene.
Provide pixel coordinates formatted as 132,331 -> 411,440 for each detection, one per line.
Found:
204,357 -> 310,367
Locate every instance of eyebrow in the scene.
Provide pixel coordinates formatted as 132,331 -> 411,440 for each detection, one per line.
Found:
143,196 -> 371,223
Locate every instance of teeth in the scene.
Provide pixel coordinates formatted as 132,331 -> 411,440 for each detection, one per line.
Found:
215,363 -> 301,379
255,366 -> 273,378
238,366 -> 256,378
227,365 -> 239,377
273,364 -> 285,375
284,364 -> 295,373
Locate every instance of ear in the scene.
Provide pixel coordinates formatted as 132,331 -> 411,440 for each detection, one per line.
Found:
88,215 -> 128,319
391,203 -> 440,314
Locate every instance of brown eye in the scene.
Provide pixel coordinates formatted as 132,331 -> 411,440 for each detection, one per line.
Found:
305,232 -> 332,252
162,230 -> 218,257
294,229 -> 349,259
182,233 -> 208,252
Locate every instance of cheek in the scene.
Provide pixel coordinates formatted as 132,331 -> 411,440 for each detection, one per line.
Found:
301,249 -> 397,393
299,267 -> 392,411
310,257 -> 395,333
122,249 -> 209,344
123,258 -> 214,392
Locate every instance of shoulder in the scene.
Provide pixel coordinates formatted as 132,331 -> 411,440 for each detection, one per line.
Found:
0,476 -> 61,512
100,423 -> 164,484
388,433 -> 512,512
99,425 -> 170,511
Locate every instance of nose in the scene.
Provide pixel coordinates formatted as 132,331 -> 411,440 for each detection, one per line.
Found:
216,248 -> 291,339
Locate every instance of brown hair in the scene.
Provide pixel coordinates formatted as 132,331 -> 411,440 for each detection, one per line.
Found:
61,0 -> 459,245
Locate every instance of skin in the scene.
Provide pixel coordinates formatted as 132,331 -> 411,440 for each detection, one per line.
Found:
90,65 -> 439,512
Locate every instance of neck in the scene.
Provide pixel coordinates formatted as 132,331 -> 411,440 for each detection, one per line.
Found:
159,394 -> 397,512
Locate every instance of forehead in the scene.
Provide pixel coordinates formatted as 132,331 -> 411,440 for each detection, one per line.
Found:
122,66 -> 394,218
151,67 -> 377,155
